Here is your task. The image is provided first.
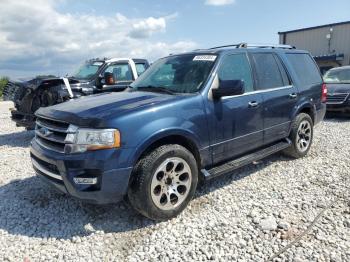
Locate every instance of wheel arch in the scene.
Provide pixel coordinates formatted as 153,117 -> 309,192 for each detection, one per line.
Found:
130,130 -> 202,172
294,102 -> 316,124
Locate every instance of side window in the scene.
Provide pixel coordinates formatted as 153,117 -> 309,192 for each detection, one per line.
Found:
274,55 -> 291,86
105,63 -> 133,81
286,53 -> 322,87
217,53 -> 254,93
251,53 -> 285,90
135,63 -> 147,76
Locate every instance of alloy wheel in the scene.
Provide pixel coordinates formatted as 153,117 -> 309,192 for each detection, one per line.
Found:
150,157 -> 192,210
296,120 -> 312,152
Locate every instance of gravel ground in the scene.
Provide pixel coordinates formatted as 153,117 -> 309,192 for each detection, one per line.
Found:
0,101 -> 349,262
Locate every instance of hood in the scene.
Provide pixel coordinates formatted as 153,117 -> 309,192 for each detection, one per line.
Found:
13,76 -> 80,89
326,83 -> 350,94
36,91 -> 180,127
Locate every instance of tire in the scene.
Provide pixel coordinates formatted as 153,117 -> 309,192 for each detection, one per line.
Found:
128,144 -> 198,220
284,113 -> 313,159
2,83 -> 13,101
13,85 -> 27,105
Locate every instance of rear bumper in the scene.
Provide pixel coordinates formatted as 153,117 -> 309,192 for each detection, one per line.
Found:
11,110 -> 36,129
30,139 -> 133,204
314,103 -> 327,125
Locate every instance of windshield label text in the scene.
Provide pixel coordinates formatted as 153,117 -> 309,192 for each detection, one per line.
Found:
193,55 -> 217,62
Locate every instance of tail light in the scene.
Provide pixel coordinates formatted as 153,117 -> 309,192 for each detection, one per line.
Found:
321,83 -> 327,103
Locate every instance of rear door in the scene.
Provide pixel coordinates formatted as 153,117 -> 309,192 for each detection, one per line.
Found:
250,52 -> 298,145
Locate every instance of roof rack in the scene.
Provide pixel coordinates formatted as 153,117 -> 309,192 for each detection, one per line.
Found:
208,43 -> 296,50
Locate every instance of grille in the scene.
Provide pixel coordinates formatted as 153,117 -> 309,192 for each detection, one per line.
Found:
35,117 -> 71,153
31,153 -> 63,183
326,93 -> 349,104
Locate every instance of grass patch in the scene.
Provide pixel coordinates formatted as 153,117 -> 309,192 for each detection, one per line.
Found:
0,77 -> 9,98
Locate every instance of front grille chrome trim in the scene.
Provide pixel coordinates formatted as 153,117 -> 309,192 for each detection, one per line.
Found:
36,137 -> 65,153
35,117 -> 75,153
32,158 -> 63,181
326,93 -> 349,104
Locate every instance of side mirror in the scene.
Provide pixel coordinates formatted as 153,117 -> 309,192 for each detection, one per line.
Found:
212,80 -> 244,99
104,72 -> 116,85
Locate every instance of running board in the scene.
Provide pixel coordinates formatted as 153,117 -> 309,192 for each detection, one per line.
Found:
202,139 -> 291,180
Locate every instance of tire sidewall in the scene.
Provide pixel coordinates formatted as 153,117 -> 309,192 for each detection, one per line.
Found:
291,114 -> 313,157
131,145 -> 198,220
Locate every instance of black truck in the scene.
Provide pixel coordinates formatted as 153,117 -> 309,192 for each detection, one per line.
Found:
4,58 -> 149,129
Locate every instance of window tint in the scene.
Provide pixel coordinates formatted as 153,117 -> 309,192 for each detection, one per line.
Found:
286,53 -> 322,86
105,63 -> 133,81
218,53 -> 254,92
131,54 -> 216,93
135,63 -> 147,76
275,56 -> 291,86
251,53 -> 285,89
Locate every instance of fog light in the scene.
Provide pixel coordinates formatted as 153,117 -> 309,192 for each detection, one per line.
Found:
73,177 -> 98,185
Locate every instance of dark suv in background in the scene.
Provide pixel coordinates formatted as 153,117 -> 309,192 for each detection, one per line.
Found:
323,66 -> 350,114
30,43 -> 326,220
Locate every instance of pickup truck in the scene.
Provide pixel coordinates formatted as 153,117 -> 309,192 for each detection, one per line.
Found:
30,44 -> 326,220
6,58 -> 149,129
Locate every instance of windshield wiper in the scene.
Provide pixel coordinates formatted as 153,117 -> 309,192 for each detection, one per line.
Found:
136,85 -> 176,95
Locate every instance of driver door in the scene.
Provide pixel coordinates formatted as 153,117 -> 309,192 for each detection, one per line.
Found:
206,53 -> 264,164
100,63 -> 134,92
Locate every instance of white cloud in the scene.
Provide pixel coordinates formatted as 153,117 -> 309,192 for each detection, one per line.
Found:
0,0 -> 196,77
205,0 -> 235,6
129,17 -> 166,39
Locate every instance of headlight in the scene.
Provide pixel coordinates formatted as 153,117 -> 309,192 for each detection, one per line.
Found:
64,127 -> 120,153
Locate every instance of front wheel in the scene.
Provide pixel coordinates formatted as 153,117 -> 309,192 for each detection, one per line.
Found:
128,144 -> 198,220
284,113 -> 313,158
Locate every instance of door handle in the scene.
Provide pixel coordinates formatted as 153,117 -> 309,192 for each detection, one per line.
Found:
289,93 -> 298,99
248,101 -> 259,108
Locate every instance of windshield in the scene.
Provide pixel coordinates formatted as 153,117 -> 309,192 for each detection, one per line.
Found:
324,68 -> 350,84
72,61 -> 104,80
131,54 -> 217,93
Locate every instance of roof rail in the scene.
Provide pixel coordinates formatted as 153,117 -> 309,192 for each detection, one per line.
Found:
208,43 -> 296,50
243,43 -> 296,49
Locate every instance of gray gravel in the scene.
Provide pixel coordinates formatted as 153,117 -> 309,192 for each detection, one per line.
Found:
0,101 -> 349,261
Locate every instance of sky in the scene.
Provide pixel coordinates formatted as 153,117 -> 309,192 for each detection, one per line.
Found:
1,0 -> 350,78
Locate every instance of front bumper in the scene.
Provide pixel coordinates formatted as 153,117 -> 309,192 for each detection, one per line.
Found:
30,139 -> 134,204
11,110 -> 36,129
326,103 -> 350,113
326,93 -> 350,112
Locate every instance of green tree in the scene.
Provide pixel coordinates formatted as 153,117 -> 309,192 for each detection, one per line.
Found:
0,77 -> 9,98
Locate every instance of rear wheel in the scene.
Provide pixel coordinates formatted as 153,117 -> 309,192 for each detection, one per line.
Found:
284,113 -> 313,158
128,144 -> 198,220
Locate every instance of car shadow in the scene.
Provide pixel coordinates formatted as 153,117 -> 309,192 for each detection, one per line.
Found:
195,153 -> 290,198
0,130 -> 34,148
0,153 -> 289,240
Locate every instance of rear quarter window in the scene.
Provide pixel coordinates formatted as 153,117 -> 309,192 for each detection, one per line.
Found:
286,53 -> 322,87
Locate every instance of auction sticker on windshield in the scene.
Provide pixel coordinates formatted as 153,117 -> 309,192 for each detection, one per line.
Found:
193,55 -> 217,61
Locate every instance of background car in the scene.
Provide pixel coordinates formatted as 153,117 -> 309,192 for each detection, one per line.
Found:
4,58 -> 149,129
323,66 -> 350,114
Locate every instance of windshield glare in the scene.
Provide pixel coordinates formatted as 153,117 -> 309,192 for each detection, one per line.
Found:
131,54 -> 217,93
72,61 -> 103,80
324,68 -> 350,84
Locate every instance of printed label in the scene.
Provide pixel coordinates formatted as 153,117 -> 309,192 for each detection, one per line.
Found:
193,55 -> 217,62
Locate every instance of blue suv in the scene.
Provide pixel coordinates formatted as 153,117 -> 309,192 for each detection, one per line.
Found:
30,43 -> 326,220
